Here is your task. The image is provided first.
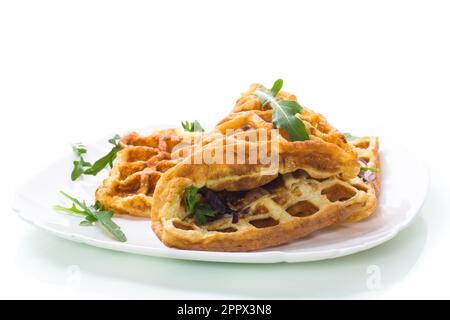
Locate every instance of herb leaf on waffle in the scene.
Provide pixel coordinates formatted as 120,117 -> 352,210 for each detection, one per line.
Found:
254,79 -> 309,141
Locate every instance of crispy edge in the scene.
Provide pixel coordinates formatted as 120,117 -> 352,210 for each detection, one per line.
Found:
152,201 -> 365,252
345,136 -> 380,222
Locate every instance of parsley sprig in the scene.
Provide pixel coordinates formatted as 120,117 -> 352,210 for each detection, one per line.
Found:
181,120 -> 205,133
71,135 -> 121,181
53,191 -> 127,242
183,186 -> 216,225
254,79 -> 309,141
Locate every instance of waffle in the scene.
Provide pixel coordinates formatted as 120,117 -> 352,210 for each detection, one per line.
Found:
150,135 -> 380,251
95,129 -> 188,217
215,83 -> 360,181
346,136 -> 380,221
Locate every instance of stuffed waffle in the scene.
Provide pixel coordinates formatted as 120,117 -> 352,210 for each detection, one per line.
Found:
149,81 -> 380,251
150,133 -> 379,251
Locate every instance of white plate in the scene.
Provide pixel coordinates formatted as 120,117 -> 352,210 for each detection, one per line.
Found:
13,136 -> 428,263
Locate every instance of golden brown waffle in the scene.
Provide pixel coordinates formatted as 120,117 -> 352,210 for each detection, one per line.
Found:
346,136 -> 380,221
95,129 -> 187,217
215,83 -> 360,181
150,136 -> 380,252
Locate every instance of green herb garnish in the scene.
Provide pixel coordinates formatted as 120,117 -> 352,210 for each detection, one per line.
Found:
183,185 -> 200,215
193,203 -> 216,225
53,191 -> 127,242
270,79 -> 284,96
181,120 -> 205,132
71,135 -> 121,181
344,133 -> 359,142
71,144 -> 91,181
254,79 -> 309,141
360,166 -> 380,173
182,186 -> 216,225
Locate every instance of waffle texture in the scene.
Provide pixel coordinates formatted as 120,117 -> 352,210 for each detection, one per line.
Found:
215,83 -> 360,180
96,129 -> 186,217
150,137 -> 380,251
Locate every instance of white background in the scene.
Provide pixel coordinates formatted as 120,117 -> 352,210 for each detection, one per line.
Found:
1,0 -> 449,299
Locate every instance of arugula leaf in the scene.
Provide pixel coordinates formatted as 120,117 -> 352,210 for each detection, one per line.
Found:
71,135 -> 121,181
71,144 -> 91,180
94,210 -> 127,242
54,191 -> 127,242
108,134 -> 121,145
254,82 -> 309,141
194,203 -> 216,225
72,143 -> 87,155
59,191 -> 88,210
344,133 -> 359,142
181,120 -> 205,133
71,159 -> 88,181
360,166 -> 380,173
85,215 -> 97,223
275,100 -> 309,141
270,79 -> 283,96
52,204 -> 86,216
83,145 -> 120,175
183,186 -> 199,215
182,186 -> 217,224
94,200 -> 103,210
